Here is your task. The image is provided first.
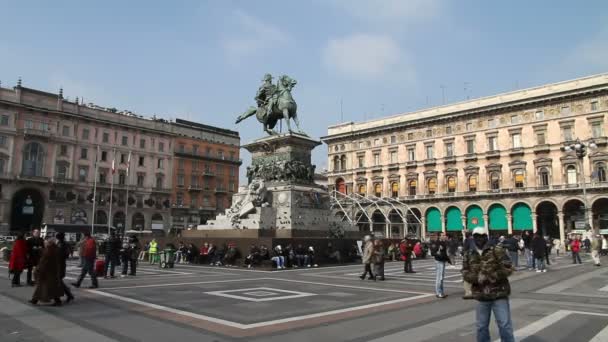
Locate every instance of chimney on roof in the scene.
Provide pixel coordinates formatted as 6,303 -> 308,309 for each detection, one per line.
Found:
15,77 -> 22,103
57,87 -> 64,111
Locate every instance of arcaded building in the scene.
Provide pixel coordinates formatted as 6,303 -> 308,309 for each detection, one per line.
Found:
322,74 -> 608,243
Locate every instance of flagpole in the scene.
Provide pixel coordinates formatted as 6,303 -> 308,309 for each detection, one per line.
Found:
108,148 -> 116,235
124,151 -> 131,235
91,145 -> 100,236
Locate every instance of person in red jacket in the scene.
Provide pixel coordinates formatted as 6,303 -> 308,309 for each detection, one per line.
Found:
72,232 -> 98,289
9,233 -> 27,287
571,235 -> 582,264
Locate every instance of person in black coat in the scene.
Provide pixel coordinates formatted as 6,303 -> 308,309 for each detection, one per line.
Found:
26,229 -> 44,286
103,231 -> 121,278
55,232 -> 74,303
531,233 -> 546,272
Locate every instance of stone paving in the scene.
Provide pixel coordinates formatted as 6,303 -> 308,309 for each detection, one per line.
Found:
0,253 -> 607,341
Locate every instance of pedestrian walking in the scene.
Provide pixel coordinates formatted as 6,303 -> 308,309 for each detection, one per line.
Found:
359,235 -> 375,281
522,231 -> 534,270
26,229 -> 44,286
72,232 -> 99,289
55,233 -> 74,303
571,235 -> 582,264
502,235 -> 520,269
532,233 -> 546,273
544,236 -> 552,265
372,239 -> 385,281
462,227 -> 515,342
591,234 -> 602,266
8,233 -> 27,287
400,238 -> 416,273
30,239 -> 64,306
127,235 -> 140,276
462,231 -> 475,299
103,231 -> 121,278
431,232 -> 450,298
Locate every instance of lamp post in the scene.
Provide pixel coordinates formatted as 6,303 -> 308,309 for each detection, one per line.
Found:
564,138 -> 597,233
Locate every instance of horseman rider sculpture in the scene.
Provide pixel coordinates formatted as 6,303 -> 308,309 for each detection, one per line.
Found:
256,74 -> 277,122
236,73 -> 305,136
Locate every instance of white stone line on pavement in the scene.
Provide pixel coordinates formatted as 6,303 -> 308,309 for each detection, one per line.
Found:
536,267 -> 608,294
370,299 -> 528,342
590,324 -> 608,342
496,310 -> 571,342
599,285 -> 608,292
0,293 -> 118,342
88,288 -> 433,330
265,277 -> 435,295
303,273 -> 464,288
498,310 -> 608,342
96,277 -> 262,290
205,287 -> 316,302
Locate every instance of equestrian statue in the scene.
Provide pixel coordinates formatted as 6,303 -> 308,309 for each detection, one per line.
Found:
235,74 -> 305,135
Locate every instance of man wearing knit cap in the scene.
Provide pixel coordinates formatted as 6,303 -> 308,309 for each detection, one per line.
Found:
462,227 -> 514,342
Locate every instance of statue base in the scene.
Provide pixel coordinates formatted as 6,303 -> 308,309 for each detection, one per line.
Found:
198,133 -> 354,236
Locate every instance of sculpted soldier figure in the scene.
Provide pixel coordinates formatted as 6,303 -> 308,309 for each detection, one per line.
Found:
236,73 -> 305,135
255,74 -> 277,121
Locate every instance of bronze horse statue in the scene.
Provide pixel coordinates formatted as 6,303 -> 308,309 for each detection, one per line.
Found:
235,75 -> 305,135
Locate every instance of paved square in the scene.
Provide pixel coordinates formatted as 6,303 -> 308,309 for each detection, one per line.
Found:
89,277 -> 433,332
206,287 -> 316,302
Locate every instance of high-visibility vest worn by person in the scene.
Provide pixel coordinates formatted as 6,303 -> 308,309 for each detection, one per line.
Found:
149,241 -> 158,254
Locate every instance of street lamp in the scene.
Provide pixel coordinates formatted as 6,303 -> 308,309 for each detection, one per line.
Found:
563,138 -> 597,232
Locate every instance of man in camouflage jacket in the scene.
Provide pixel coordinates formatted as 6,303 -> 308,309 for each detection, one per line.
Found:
462,227 -> 514,342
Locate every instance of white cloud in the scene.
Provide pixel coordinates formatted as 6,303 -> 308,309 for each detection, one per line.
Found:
322,33 -> 413,81
221,10 -> 290,62
331,0 -> 441,27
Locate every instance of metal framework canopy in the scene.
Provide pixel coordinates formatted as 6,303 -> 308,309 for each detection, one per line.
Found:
329,190 -> 423,238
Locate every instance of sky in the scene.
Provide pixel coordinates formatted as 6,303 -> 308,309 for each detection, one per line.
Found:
1,0 -> 607,184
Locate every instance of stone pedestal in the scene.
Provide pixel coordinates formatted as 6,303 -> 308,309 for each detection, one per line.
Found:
199,133 -> 353,237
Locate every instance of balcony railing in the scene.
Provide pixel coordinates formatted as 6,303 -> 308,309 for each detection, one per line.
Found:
175,148 -> 242,164
188,185 -> 203,192
52,177 -> 75,185
18,128 -> 52,138
17,174 -> 49,183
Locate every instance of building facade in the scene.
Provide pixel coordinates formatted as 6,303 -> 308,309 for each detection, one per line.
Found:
322,74 -> 608,242
171,119 -> 240,231
0,82 -> 239,234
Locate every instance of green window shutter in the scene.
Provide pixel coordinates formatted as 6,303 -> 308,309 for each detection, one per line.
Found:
512,203 -> 533,230
488,204 -> 508,230
446,207 -> 463,231
466,205 -> 485,229
426,208 -> 442,232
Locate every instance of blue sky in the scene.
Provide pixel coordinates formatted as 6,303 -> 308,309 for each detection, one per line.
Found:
1,1 -> 607,184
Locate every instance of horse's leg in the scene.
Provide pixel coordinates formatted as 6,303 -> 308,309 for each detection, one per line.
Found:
264,122 -> 277,135
283,108 -> 292,133
292,113 -> 304,133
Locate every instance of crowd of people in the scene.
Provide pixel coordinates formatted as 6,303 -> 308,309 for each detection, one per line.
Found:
7,229 -> 142,306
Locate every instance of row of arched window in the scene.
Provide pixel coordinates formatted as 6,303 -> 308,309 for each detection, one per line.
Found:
339,162 -> 608,197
